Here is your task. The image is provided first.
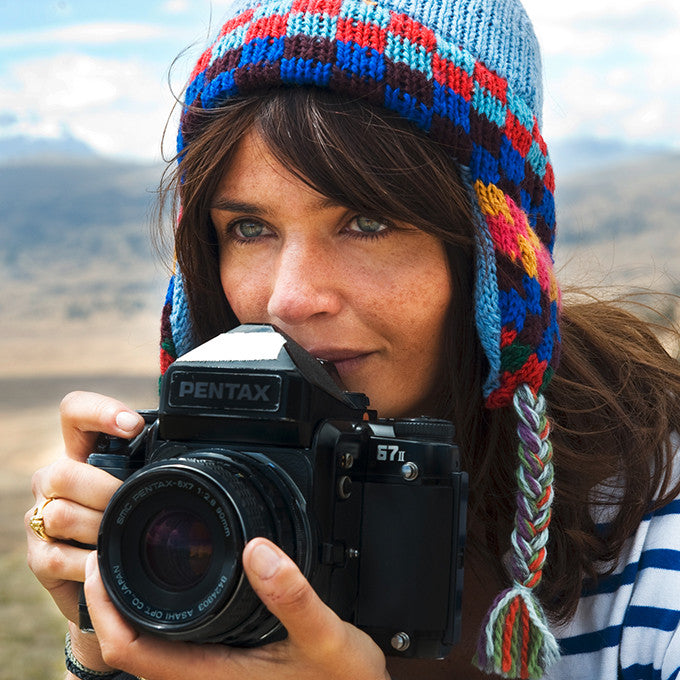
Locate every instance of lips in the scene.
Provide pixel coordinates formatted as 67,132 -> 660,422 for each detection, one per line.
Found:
306,347 -> 374,381
309,348 -> 370,363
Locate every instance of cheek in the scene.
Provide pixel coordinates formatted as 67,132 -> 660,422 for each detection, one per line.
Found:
219,257 -> 270,323
383,247 -> 452,335
390,251 -> 452,393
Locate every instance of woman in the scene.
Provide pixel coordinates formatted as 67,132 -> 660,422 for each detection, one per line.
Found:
26,0 -> 680,678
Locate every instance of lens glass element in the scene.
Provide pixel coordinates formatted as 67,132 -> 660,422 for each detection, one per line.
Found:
142,509 -> 213,591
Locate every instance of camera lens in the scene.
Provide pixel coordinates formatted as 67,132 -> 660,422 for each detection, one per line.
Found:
97,451 -> 312,645
142,509 -> 213,591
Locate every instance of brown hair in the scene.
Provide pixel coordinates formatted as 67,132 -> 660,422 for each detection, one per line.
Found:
159,88 -> 680,623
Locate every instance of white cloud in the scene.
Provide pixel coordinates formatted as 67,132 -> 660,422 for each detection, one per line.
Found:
2,0 -> 677,161
0,53 -> 178,161
542,47 -> 680,149
163,0 -> 191,14
523,0 -> 680,56
521,0 -> 680,148
0,22 -> 168,49
523,0 -> 680,25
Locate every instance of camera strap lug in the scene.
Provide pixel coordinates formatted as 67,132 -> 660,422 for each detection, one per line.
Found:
320,541 -> 355,567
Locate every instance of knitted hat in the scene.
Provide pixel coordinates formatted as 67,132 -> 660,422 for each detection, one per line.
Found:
159,0 -> 561,676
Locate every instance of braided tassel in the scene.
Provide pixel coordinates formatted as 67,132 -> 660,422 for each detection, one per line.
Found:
475,384 -> 560,678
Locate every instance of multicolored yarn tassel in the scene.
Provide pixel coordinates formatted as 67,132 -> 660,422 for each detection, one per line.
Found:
475,383 -> 560,678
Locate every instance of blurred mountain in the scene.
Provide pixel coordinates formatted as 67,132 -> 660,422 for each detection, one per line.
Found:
550,137 -> 668,178
555,151 -> 680,298
557,152 -> 680,243
0,132 -> 97,164
1,155 -> 168,327
1,143 -> 679,335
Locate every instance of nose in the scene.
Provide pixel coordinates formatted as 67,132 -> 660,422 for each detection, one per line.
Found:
266,241 -> 342,326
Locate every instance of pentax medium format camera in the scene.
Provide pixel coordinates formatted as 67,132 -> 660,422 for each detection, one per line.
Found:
87,325 -> 467,659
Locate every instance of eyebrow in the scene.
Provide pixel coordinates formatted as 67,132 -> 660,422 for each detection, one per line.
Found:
210,194 -> 343,213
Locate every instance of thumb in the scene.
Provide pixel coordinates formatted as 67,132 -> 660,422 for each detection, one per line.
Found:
243,538 -> 342,650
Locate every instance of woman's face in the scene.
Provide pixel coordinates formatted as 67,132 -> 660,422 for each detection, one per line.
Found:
210,131 -> 453,418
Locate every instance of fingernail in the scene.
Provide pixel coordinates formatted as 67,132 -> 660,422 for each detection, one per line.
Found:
250,543 -> 281,580
115,411 -> 139,432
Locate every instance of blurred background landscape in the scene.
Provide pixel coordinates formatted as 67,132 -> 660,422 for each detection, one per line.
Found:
2,120 -> 679,680
1,1 -> 679,678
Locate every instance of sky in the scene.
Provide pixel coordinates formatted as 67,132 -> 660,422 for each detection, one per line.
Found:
0,0 -> 678,163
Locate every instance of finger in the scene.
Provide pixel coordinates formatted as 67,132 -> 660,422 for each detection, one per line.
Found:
27,537 -> 90,584
84,553 -> 228,680
84,551 -> 138,639
33,497 -> 108,544
25,507 -> 91,622
242,538 -> 346,656
83,552 -> 143,667
31,458 -> 123,512
60,391 -> 145,462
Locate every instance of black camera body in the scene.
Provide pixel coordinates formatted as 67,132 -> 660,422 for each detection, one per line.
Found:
91,325 -> 467,658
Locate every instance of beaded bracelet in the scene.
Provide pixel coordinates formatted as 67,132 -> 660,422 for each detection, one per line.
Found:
64,632 -> 136,680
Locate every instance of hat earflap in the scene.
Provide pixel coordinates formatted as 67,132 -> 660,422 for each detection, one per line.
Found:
475,384 -> 560,678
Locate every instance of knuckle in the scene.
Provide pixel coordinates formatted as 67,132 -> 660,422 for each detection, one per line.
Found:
311,628 -> 347,660
49,459 -> 79,495
60,390 -> 122,434
47,499 -> 74,537
279,574 -> 314,613
91,398 -> 114,426
42,543 -> 68,576
59,391 -> 85,419
99,641 -> 126,670
25,543 -> 61,582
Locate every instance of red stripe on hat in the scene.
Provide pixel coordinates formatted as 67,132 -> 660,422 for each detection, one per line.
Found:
388,12 -> 437,51
218,8 -> 255,38
246,12 -> 291,41
432,53 -> 474,100
160,348 -> 175,375
292,0 -> 343,13
336,16 -> 388,51
474,61 -> 507,103
485,353 -> 547,408
189,47 -> 213,81
501,327 -> 518,348
532,122 -> 548,155
505,108 -> 533,157
544,161 -> 555,193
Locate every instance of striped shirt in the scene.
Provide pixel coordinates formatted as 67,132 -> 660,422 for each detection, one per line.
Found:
548,497 -> 680,679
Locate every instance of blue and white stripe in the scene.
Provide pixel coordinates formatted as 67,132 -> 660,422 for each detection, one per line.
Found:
549,489 -> 680,679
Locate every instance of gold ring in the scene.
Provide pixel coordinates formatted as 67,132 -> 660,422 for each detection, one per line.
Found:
29,497 -> 56,541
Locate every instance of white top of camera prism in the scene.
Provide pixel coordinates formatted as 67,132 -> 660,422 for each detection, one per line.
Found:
177,330 -> 287,364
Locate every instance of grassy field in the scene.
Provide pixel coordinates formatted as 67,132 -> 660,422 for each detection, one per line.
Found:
0,316 -> 159,680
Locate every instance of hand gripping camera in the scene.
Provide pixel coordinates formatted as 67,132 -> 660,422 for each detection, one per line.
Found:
88,325 -> 467,658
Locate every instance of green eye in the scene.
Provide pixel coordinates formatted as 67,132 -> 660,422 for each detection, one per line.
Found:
353,216 -> 387,234
235,220 -> 265,238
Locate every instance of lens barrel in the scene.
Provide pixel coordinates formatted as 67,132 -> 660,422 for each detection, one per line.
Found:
98,450 -> 312,645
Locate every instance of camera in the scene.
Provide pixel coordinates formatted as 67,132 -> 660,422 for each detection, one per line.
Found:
87,324 -> 467,658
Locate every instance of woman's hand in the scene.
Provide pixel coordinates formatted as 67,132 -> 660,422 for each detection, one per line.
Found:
84,537 -> 390,680
25,391 -> 146,669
